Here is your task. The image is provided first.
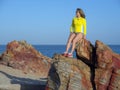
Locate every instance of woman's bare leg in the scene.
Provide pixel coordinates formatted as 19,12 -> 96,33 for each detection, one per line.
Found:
70,33 -> 83,54
65,33 -> 76,53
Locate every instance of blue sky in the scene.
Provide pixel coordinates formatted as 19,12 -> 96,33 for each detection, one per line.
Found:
0,0 -> 120,45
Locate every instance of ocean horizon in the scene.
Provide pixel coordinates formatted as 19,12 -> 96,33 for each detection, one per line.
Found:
0,45 -> 120,58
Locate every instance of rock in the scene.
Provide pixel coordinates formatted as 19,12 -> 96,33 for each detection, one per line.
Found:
46,39 -> 120,90
108,55 -> 120,90
2,39 -> 120,90
0,40 -> 51,78
75,39 -> 96,89
95,40 -> 120,90
0,84 -> 21,90
46,54 -> 93,90
75,39 -> 95,65
108,68 -> 120,90
0,64 -> 46,90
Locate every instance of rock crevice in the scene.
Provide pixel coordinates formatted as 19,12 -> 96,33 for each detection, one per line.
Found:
0,40 -> 120,90
47,39 -> 120,90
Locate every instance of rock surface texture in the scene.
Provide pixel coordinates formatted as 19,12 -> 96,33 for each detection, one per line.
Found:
0,40 -> 51,77
0,40 -> 52,90
95,40 -> 120,90
1,40 -> 120,90
0,65 -> 46,90
46,39 -> 120,90
47,54 -> 93,90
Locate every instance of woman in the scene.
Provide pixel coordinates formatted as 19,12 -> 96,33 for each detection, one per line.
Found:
63,8 -> 87,57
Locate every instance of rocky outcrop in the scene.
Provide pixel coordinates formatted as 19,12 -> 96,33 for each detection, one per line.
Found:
0,64 -> 46,90
46,54 -> 93,90
75,39 -> 94,63
46,39 -> 120,90
1,39 -> 120,90
95,40 -> 120,90
0,40 -> 51,78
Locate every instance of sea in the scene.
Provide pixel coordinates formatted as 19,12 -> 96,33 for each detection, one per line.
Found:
0,45 -> 120,58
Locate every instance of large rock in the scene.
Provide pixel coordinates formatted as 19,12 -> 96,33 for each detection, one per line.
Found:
46,54 -> 93,90
46,39 -> 120,90
0,64 -> 46,90
0,40 -> 51,78
75,39 -> 94,65
2,39 -> 120,90
95,40 -> 120,90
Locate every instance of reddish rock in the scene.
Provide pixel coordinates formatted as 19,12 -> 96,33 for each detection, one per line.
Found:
108,55 -> 120,90
0,40 -> 51,78
108,68 -> 120,90
46,40 -> 120,90
75,39 -> 94,65
95,40 -> 120,90
3,39 -> 120,90
46,54 -> 93,90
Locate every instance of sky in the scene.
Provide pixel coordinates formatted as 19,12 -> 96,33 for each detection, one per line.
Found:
0,0 -> 120,45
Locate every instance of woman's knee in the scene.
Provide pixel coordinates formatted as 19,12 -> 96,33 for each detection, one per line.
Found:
72,39 -> 77,44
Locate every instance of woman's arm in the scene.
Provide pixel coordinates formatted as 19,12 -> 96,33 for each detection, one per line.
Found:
70,18 -> 74,32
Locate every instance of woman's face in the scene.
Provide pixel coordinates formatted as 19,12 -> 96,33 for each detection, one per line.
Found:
76,11 -> 81,17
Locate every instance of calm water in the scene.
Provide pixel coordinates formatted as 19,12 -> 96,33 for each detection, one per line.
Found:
0,45 -> 120,58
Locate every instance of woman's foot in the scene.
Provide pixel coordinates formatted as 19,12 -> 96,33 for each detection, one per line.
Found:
67,53 -> 73,58
62,52 -> 68,57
